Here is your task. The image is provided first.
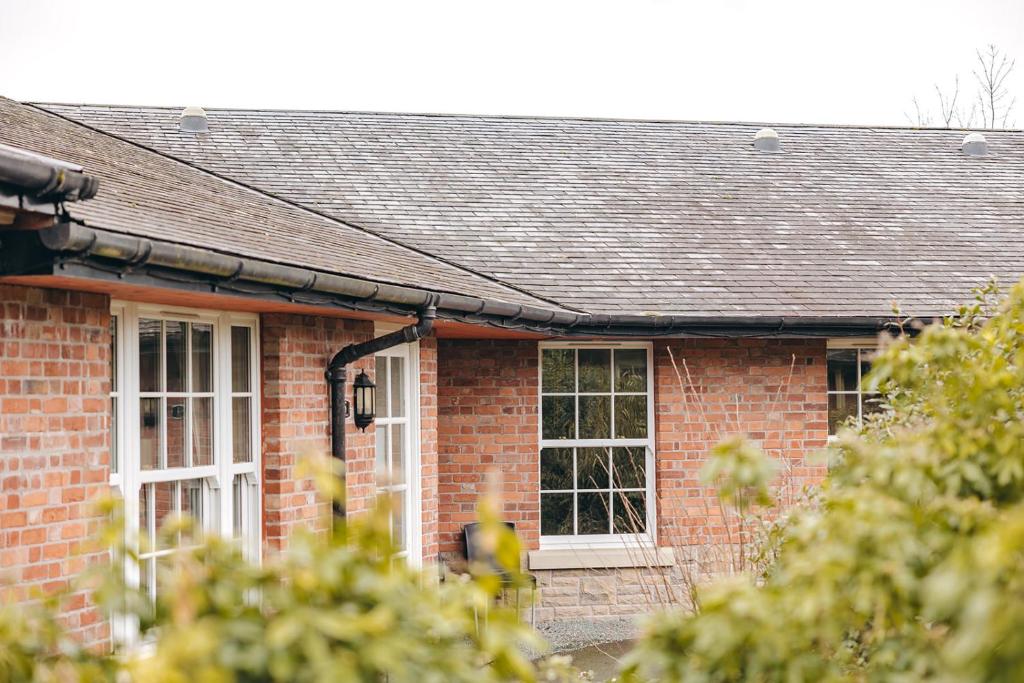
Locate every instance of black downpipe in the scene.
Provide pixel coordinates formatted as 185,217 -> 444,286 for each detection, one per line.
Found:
326,303 -> 437,517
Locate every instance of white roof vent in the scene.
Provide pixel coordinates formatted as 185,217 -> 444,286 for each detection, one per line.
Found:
961,132 -> 987,156
753,128 -> 780,152
180,106 -> 209,133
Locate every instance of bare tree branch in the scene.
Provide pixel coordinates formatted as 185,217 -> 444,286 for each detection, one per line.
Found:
973,44 -> 1016,128
905,95 -> 932,127
907,44 -> 1015,129
935,77 -> 959,127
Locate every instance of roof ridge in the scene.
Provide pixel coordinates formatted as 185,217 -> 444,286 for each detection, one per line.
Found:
26,100 -> 580,313
35,101 -> 1024,133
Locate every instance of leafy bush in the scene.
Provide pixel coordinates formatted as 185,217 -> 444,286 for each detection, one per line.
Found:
1,456 -> 574,683
621,279 -> 1024,682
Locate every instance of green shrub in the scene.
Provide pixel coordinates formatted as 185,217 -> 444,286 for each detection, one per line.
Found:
1,456 -> 574,683
621,279 -> 1024,682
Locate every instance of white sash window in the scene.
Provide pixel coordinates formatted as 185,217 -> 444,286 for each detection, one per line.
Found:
538,342 -> 656,549
826,340 -> 881,436
109,303 -> 261,617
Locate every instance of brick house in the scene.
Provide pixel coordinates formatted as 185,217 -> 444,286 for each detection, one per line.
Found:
2,96 -> 1022,643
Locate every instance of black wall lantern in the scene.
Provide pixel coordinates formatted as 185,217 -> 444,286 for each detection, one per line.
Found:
352,369 -> 376,431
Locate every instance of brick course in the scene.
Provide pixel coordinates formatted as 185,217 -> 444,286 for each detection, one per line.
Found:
0,284 -> 111,644
654,338 -> 828,550
259,313 -> 376,547
437,340 -> 540,555
418,334 -> 440,562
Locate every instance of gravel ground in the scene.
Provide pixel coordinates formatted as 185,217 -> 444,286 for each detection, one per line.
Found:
533,616 -> 639,653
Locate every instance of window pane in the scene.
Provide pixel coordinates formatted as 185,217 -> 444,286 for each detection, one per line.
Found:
390,423 -> 405,485
375,357 -> 388,418
110,317 -> 118,474
860,351 -> 874,385
140,398 -> 161,470
392,491 -> 406,551
390,357 -> 405,418
180,480 -> 204,540
232,397 -> 251,463
231,327 -> 251,393
139,484 -> 151,544
541,348 -> 574,393
540,448 -> 573,490
828,393 -> 858,435
375,425 -> 388,485
614,394 -> 648,439
827,349 -> 858,392
139,557 -> 153,600
165,321 -> 187,393
541,493 -> 574,536
166,398 -> 186,468
614,349 -> 647,392
232,476 -> 243,539
613,491 -> 646,533
138,319 -> 161,393
110,317 -> 118,388
578,395 -> 611,439
192,397 -> 213,466
862,393 -> 885,418
541,395 -> 575,439
191,323 -> 212,393
153,481 -> 176,550
578,349 -> 611,392
613,447 -> 646,489
578,492 -> 611,535
111,397 -> 118,474
577,448 -> 610,490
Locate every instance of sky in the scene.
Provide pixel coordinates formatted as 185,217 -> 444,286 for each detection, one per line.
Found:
2,0 -> 1022,127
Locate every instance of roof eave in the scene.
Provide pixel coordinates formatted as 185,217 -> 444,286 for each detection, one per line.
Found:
7,221 -> 908,338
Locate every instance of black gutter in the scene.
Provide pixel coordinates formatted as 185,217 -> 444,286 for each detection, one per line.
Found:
0,143 -> 99,203
11,221 -> 903,337
326,306 -> 437,517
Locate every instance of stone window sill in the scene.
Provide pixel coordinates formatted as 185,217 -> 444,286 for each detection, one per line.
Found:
528,546 -> 675,571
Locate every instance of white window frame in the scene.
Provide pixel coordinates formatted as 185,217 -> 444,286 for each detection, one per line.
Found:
373,323 -> 422,567
538,341 -> 656,550
826,338 -> 877,438
109,302 -> 261,642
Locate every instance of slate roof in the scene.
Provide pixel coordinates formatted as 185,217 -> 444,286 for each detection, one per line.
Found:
36,103 -> 1024,318
0,98 -> 559,310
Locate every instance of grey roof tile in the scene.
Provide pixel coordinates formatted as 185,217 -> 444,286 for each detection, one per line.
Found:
35,103 -> 1024,318
0,99 -> 561,311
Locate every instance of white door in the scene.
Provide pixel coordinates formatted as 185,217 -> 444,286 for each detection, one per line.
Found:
374,342 -> 421,564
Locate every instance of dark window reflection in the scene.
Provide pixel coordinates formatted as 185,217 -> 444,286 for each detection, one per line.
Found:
541,448 -> 573,490
578,492 -> 610,534
541,493 -> 574,536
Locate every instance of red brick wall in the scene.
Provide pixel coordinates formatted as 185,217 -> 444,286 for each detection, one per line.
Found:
436,338 -> 829,558
0,287 -> 441,644
0,284 -> 111,645
419,334 -> 440,562
259,313 -> 375,548
653,338 -> 828,547
437,340 -> 540,554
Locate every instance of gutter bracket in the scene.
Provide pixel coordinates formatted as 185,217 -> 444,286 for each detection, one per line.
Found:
118,240 -> 153,278
212,261 -> 246,292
